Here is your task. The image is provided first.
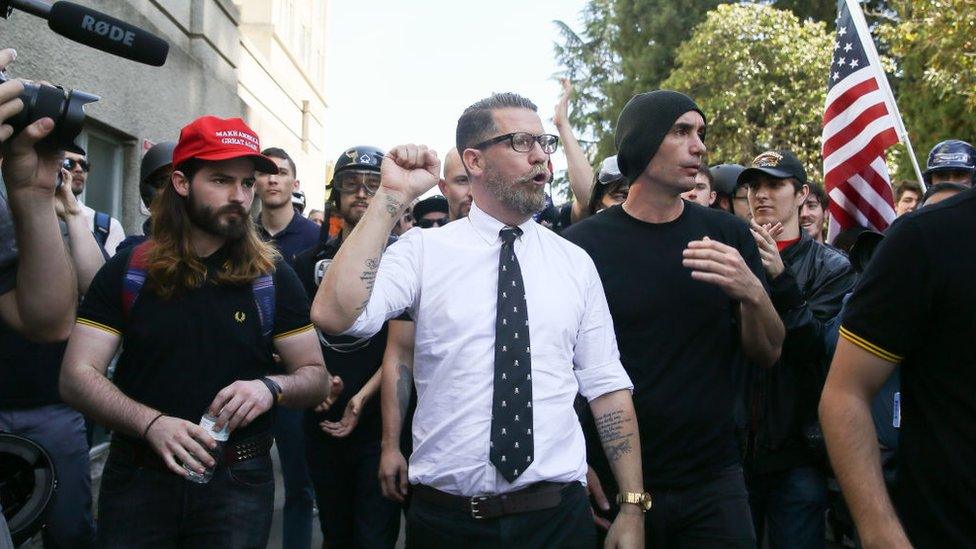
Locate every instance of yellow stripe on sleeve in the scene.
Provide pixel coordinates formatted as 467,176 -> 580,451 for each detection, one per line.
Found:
839,326 -> 903,363
76,317 -> 122,336
273,323 -> 314,340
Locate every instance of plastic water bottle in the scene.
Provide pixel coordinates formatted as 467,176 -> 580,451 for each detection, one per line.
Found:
184,413 -> 229,484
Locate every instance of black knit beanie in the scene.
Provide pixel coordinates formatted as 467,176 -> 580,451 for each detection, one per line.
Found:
614,90 -> 706,183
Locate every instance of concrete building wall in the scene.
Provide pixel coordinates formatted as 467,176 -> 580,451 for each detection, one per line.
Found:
2,0 -> 329,233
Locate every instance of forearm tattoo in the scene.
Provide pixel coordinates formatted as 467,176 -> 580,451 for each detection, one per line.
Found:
354,257 -> 380,313
384,194 -> 402,218
595,409 -> 634,463
395,363 -> 412,419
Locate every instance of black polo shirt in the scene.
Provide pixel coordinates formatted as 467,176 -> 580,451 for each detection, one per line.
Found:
77,244 -> 313,442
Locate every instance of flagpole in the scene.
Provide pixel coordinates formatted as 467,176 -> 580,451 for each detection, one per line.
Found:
844,0 -> 927,192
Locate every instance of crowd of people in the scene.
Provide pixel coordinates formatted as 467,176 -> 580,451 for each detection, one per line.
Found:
1,44 -> 975,549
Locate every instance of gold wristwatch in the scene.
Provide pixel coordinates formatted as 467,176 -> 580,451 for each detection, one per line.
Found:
616,491 -> 653,512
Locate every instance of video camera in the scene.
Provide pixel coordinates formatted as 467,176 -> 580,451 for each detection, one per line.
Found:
0,0 -> 170,152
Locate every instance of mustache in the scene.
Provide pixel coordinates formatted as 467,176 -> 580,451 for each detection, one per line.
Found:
217,204 -> 248,217
515,165 -> 550,184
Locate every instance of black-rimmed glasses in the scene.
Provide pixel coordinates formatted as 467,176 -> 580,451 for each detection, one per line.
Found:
474,132 -> 559,154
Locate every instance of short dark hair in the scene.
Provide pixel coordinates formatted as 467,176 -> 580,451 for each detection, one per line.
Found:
697,163 -> 714,190
455,92 -> 538,155
261,147 -> 297,177
807,183 -> 828,209
894,180 -> 923,202
173,157 -> 206,183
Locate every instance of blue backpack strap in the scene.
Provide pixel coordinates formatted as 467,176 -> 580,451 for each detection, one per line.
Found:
93,211 -> 111,248
122,241 -> 153,319
252,274 -> 275,337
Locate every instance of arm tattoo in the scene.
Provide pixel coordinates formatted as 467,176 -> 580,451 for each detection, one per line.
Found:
360,257 -> 380,293
594,409 -> 634,463
384,194 -> 403,218
395,363 -> 412,419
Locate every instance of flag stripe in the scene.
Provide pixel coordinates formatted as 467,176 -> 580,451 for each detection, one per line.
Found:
824,128 -> 899,188
823,102 -> 891,158
823,78 -> 880,126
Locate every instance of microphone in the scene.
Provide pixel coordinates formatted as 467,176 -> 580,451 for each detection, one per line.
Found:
45,1 -> 169,66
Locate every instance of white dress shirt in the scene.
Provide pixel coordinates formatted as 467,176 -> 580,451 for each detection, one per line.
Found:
345,202 -> 632,496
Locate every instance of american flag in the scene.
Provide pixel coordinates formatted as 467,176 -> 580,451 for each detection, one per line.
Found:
822,0 -> 902,242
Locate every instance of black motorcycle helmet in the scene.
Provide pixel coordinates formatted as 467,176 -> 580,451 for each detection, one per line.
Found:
139,141 -> 177,208
328,146 -> 385,211
0,432 -> 57,545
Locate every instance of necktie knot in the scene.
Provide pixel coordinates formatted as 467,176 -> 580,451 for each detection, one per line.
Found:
499,227 -> 523,245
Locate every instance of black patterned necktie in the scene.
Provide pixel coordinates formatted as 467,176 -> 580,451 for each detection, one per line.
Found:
490,227 -> 534,483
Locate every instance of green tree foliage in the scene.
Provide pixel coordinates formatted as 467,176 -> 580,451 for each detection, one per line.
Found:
661,3 -> 833,181
879,0 -> 976,179
554,0 -> 723,164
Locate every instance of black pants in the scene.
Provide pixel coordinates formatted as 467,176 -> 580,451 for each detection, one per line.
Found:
405,482 -> 595,549
645,465 -> 756,548
304,431 -> 400,548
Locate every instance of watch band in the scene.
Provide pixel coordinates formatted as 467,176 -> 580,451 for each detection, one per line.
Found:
259,376 -> 283,407
616,491 -> 652,512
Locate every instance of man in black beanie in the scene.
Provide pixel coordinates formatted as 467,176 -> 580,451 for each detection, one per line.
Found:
564,90 -> 783,547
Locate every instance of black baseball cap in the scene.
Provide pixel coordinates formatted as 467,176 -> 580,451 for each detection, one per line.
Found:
412,195 -> 449,220
709,164 -> 745,195
738,150 -> 808,187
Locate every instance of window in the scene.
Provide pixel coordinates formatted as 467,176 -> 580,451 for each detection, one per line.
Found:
77,129 -> 124,220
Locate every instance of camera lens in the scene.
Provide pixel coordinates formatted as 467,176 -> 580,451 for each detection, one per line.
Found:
0,73 -> 99,153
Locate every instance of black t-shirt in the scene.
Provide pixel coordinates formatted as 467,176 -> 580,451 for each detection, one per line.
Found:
564,203 -> 766,489
77,244 -> 313,442
293,236 -> 397,443
840,189 -> 976,547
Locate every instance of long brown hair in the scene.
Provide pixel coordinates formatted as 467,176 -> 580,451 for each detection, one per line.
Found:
146,159 -> 280,299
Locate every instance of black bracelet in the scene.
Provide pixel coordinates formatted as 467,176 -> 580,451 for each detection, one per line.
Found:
259,377 -> 283,408
143,412 -> 165,439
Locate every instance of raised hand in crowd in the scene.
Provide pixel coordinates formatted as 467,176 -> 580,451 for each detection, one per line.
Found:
554,77 -> 596,223
54,170 -> 106,293
0,47 -> 77,341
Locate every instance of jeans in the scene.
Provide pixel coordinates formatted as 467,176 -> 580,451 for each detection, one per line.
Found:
0,404 -> 94,548
96,449 -> 274,548
272,408 -> 314,549
645,465 -> 756,548
405,482 -> 594,549
304,430 -> 400,548
747,465 -> 828,549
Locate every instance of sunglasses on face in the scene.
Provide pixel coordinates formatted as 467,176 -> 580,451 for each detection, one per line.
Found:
334,171 -> 381,195
62,158 -> 90,172
416,217 -> 448,229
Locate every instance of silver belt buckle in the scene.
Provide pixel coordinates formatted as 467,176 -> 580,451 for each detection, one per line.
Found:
470,495 -> 488,519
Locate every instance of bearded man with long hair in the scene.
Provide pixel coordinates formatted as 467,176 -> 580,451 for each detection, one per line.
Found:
60,116 -> 332,548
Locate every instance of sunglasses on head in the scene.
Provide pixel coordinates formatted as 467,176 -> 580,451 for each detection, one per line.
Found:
62,158 -> 90,172
416,217 -> 448,229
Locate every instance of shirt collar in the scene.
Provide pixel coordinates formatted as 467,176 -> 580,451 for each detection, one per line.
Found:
256,210 -> 299,239
467,201 -> 536,245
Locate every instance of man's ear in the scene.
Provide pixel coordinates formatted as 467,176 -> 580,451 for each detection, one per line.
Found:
462,148 -> 485,178
437,178 -> 447,195
172,171 -> 191,197
293,179 -> 301,190
796,183 -> 810,207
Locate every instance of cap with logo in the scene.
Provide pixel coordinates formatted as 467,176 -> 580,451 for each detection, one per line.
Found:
172,116 -> 278,174
737,150 -> 808,187
923,139 -> 975,182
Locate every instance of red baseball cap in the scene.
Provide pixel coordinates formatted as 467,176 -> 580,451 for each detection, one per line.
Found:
172,116 -> 278,174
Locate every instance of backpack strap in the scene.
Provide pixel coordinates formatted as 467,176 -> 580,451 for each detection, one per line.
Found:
122,241 -> 153,319
251,274 -> 275,337
93,211 -> 111,248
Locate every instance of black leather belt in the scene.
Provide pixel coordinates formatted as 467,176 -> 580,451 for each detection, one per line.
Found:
412,481 -> 578,520
109,432 -> 273,475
